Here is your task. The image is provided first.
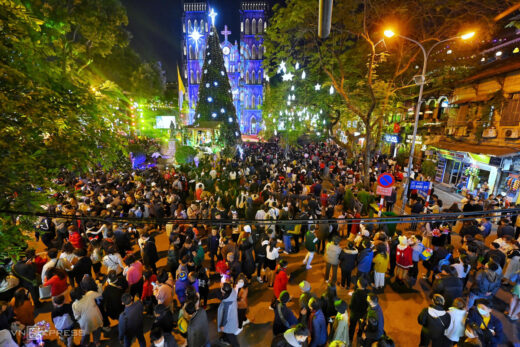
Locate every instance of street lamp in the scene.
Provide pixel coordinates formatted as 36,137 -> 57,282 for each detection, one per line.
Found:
383,29 -> 475,211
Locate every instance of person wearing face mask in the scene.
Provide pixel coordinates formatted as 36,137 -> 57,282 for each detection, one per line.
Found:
236,275 -> 250,328
149,326 -> 178,347
417,294 -> 451,347
271,323 -> 310,347
217,282 -> 240,347
466,299 -> 503,347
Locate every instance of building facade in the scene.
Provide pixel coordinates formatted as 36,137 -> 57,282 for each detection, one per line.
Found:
182,1 -> 267,134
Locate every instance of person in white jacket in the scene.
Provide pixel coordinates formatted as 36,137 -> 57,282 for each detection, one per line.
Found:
71,285 -> 103,346
444,298 -> 467,345
102,246 -> 125,275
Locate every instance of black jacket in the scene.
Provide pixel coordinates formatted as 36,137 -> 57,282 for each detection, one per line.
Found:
432,275 -> 463,308
187,308 -> 209,347
339,249 -> 358,272
118,300 -> 144,339
143,239 -> 159,267
103,284 -> 125,319
72,256 -> 92,285
152,305 -> 175,333
418,305 -> 450,339
349,288 -> 369,318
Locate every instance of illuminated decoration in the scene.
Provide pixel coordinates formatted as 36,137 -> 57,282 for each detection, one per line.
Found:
209,59 -> 212,64
228,117 -> 233,123
189,29 -> 203,48
496,51 -> 502,57
447,49 -> 452,54
206,83 -> 210,87
221,108 -> 225,113
183,3 -> 266,134
295,62 -> 300,70
214,81 -> 218,86
301,70 -> 306,79
209,8 -> 218,25
291,85 -> 295,91
514,47 -> 520,54
278,61 -> 287,74
329,85 -> 334,94
481,57 -> 486,61
212,112 -> 217,118
207,97 -> 213,102
315,83 -> 321,90
282,72 -> 294,81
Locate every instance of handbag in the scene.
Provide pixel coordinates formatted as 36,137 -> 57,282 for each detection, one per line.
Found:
39,285 -> 52,300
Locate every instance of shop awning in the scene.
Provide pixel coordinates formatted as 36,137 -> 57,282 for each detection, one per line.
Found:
430,139 -> 520,157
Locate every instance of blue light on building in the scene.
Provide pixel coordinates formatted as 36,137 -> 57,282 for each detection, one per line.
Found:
182,1 -> 267,135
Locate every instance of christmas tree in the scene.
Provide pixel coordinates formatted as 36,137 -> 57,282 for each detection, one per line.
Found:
195,25 -> 241,151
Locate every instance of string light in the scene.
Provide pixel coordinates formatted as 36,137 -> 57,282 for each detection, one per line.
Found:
329,86 -> 334,95
301,70 -> 306,79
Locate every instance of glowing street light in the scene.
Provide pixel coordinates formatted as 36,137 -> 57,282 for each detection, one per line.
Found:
460,31 -> 475,40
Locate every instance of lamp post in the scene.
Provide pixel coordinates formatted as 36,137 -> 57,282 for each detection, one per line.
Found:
383,30 -> 475,212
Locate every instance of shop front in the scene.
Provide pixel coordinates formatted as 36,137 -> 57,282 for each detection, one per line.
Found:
496,156 -> 520,203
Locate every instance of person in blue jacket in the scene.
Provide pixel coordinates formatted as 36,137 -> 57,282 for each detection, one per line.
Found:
361,293 -> 385,346
273,290 -> 298,335
308,297 -> 327,347
175,271 -> 189,305
466,299 -> 503,347
357,240 -> 374,281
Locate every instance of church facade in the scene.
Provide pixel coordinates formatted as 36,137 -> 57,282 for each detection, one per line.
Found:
182,1 -> 267,135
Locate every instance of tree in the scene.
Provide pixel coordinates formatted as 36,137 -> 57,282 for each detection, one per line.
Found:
264,0 -> 514,186
0,0 -> 132,258
194,25 -> 241,150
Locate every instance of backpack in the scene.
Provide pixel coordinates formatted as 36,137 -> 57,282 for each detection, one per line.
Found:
436,254 -> 452,272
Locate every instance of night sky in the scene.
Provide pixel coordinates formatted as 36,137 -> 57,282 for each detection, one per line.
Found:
122,0 -> 281,81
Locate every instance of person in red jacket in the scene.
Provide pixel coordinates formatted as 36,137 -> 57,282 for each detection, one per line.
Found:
43,268 -> 68,298
141,268 -> 157,315
395,236 -> 413,285
273,259 -> 289,299
68,225 -> 84,249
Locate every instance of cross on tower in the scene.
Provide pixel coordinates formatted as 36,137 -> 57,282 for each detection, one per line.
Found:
221,25 -> 231,42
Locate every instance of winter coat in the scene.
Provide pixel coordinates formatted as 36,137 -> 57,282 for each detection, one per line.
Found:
316,223 -> 329,241
274,269 -> 289,298
357,248 -> 374,273
72,290 -> 103,334
472,269 -> 501,297
310,309 -> 327,347
187,308 -> 209,347
350,288 -> 369,318
325,242 -> 342,266
273,302 -> 298,335
396,244 -> 413,268
271,327 -> 304,347
444,307 -> 467,342
373,253 -> 389,273
239,237 -> 256,277
432,275 -> 463,308
339,249 -> 358,272
102,283 -> 124,319
142,239 -> 159,268
418,305 -> 451,341
365,304 -> 385,340
217,289 -> 239,334
118,300 -> 144,340
175,279 -> 189,305
466,307 -> 503,347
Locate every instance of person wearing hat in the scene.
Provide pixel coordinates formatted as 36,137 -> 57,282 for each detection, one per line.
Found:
273,290 -> 298,335
330,300 -> 349,346
273,259 -> 289,299
395,235 -> 413,286
175,271 -> 189,306
298,281 -> 314,324
417,294 -> 451,347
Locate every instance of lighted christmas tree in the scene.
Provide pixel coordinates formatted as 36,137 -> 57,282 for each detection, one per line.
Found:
195,25 -> 241,150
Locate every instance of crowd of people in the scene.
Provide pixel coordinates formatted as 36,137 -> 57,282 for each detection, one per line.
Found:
0,142 -> 518,347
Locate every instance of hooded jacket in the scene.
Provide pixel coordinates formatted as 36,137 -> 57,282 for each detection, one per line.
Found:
271,327 -> 303,347
473,269 -> 501,296
310,309 -> 327,347
418,305 -> 451,339
357,247 -> 374,273
217,289 -> 239,334
466,307 -> 503,347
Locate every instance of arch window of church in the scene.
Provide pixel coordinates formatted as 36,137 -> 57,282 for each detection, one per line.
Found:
190,70 -> 195,84
258,45 -> 263,59
200,20 -> 204,32
252,19 -> 257,35
183,44 -> 186,56
194,20 -> 198,32
252,95 -> 256,108
189,45 -> 194,59
196,70 -> 200,83
240,92 -> 244,101
252,71 -> 256,84
258,19 -> 263,33
188,20 -> 192,32
246,71 -> 249,84
183,23 -> 186,33
257,70 -> 262,83
258,96 -> 262,105
245,19 -> 250,35
241,22 -> 244,33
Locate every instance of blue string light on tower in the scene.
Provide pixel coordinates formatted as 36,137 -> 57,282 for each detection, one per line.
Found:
182,1 -> 268,135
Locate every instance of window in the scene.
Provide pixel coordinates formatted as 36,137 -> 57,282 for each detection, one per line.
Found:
245,19 -> 250,35
501,94 -> 520,126
196,70 -> 200,83
246,71 -> 249,84
190,70 -> 195,84
258,45 -> 263,59
455,104 -> 469,125
194,20 -> 198,32
200,20 -> 204,32
252,71 -> 256,84
258,96 -> 262,105
258,19 -> 263,33
252,19 -> 257,35
189,45 -> 194,59
252,95 -> 256,108
252,45 -> 257,59
257,70 -> 262,83
188,20 -> 192,32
